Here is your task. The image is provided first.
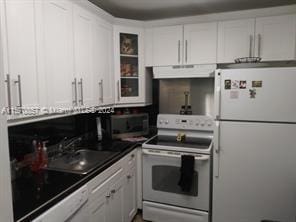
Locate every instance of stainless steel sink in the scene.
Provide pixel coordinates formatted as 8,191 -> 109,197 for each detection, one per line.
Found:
46,149 -> 119,175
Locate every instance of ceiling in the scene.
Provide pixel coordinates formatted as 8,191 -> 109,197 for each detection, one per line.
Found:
88,0 -> 296,20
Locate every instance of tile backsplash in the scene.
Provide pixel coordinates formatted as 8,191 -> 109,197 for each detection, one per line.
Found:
8,114 -> 99,161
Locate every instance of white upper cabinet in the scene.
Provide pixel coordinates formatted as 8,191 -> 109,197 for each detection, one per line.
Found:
114,26 -> 145,104
42,0 -> 75,108
93,19 -> 114,106
73,5 -> 95,107
146,23 -> 217,66
184,22 -> 217,64
254,14 -> 296,61
217,19 -> 255,63
0,0 -> 43,113
217,15 -> 296,63
152,25 -> 183,66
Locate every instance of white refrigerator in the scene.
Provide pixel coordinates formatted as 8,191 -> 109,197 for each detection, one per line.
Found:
213,67 -> 296,222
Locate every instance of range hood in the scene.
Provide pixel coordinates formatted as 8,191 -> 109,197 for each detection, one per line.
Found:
153,64 -> 217,79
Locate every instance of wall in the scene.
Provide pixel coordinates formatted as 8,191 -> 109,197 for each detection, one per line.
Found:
144,4 -> 296,27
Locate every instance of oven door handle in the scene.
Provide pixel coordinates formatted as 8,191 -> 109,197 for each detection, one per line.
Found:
142,149 -> 210,161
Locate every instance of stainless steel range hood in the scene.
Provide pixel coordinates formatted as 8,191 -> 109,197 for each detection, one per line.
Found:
153,64 -> 217,79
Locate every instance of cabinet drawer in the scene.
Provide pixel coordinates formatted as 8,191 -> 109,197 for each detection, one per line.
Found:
123,149 -> 137,170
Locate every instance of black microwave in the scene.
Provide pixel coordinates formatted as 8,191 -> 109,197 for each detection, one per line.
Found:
110,113 -> 149,139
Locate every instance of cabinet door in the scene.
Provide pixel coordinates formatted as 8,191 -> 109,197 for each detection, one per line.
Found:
1,0 -> 41,110
255,14 -> 296,61
217,19 -> 255,63
124,167 -> 137,222
114,26 -> 145,104
93,19 -> 114,106
90,195 -> 108,222
73,5 -> 95,107
152,25 -> 183,66
89,166 -> 124,222
184,22 -> 217,64
43,0 -> 75,108
107,178 -> 125,222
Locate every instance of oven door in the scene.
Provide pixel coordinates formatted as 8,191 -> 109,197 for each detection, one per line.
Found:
142,148 -> 210,211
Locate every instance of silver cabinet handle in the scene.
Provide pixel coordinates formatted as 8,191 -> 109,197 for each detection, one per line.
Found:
72,78 -> 78,106
78,78 -> 83,105
14,75 -> 22,112
257,34 -> 261,58
117,80 -> 120,101
99,79 -> 104,103
5,74 -> 12,114
178,40 -> 181,64
185,40 -> 188,63
249,35 -> 253,57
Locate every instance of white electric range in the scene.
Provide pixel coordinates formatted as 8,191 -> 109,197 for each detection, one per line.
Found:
142,114 -> 213,222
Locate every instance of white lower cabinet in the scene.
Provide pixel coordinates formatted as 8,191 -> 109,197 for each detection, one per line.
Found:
123,167 -> 137,222
88,150 -> 138,222
89,194 -> 108,222
89,177 -> 125,222
107,177 -> 125,222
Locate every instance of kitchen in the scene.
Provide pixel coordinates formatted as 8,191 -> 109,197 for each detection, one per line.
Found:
0,0 -> 296,222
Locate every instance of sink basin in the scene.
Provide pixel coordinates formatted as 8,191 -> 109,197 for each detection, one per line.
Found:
46,149 -> 119,175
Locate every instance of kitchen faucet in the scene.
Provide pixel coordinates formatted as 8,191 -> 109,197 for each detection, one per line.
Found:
58,137 -> 82,155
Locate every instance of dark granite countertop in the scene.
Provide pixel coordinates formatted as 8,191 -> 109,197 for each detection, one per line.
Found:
13,140 -> 142,222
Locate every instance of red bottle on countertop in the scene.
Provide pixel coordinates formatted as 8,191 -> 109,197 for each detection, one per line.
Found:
31,141 -> 45,172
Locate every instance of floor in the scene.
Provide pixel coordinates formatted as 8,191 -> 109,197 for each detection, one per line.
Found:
132,213 -> 146,222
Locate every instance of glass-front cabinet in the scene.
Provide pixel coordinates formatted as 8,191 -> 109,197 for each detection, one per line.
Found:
114,26 -> 145,104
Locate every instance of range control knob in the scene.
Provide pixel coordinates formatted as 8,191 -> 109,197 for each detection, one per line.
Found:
207,120 -> 212,126
165,120 -> 169,125
159,120 -> 163,124
195,120 -> 200,126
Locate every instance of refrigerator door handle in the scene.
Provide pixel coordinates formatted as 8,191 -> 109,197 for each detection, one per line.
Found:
214,70 -> 221,120
214,121 -> 221,178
